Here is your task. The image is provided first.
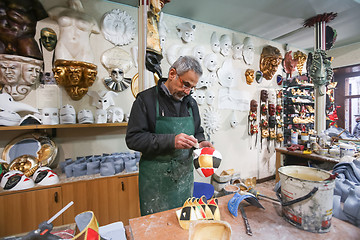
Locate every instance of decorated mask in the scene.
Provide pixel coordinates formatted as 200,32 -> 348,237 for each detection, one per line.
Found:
232,33 -> 243,60
210,32 -> 220,53
1,171 -> 35,191
206,90 -> 216,105
107,107 -> 124,123
242,37 -> 255,65
176,22 -> 196,43
196,89 -> 206,105
40,28 -> 57,52
276,133 -> 284,142
87,90 -> 118,110
78,109 -> 94,124
95,109 -> 108,124
260,90 -> 268,102
60,104 -> 76,124
203,53 -> 218,72
269,116 -> 276,128
293,50 -> 307,75
192,45 -> 206,63
255,71 -> 263,84
260,45 -> 282,80
53,60 -> 97,100
250,100 -> 258,113
219,34 -> 232,56
245,69 -> 255,85
193,147 -> 222,178
261,129 -> 269,138
33,167 -> 59,186
0,170 -> 23,189
41,108 -> 59,125
283,51 -> 298,78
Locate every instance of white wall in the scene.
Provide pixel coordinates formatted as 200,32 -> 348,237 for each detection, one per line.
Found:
2,0 -> 308,182
328,42 -> 360,68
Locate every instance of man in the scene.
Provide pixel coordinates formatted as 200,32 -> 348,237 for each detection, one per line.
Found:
126,56 -> 213,216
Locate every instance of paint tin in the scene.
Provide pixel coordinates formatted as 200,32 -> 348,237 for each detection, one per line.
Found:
278,166 -> 335,233
290,131 -> 298,144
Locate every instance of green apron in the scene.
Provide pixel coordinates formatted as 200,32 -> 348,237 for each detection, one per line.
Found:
139,90 -> 195,216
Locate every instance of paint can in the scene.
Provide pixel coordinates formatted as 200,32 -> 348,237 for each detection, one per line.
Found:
290,131 -> 298,144
277,166 -> 335,233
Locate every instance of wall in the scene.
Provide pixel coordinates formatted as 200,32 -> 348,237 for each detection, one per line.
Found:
328,42 -> 360,68
1,0 -> 307,182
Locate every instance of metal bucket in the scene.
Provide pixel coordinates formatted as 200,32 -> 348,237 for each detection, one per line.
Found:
277,166 -> 335,233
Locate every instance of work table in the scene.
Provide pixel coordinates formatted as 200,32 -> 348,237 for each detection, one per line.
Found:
127,181 -> 360,240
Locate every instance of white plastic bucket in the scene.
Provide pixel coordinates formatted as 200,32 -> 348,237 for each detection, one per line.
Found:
277,166 -> 335,233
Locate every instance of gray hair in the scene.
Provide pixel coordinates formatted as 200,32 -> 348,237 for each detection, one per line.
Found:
169,56 -> 203,77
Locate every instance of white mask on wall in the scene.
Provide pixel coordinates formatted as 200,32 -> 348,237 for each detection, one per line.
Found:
232,33 -> 243,60
196,75 -> 209,89
196,89 -> 206,105
230,110 -> 240,128
87,90 -> 118,110
78,109 -> 94,124
203,53 -> 218,72
60,104 -> 76,124
206,90 -> 216,106
219,34 -> 232,57
243,37 -> 255,65
107,107 -> 124,123
210,32 -> 220,53
176,22 -> 196,43
192,45 -> 206,63
41,108 -> 59,125
95,109 -> 107,124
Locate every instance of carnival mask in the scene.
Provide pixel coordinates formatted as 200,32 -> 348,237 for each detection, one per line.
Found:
176,22 -> 196,43
196,89 -> 206,105
307,50 -> 333,95
293,50 -> 307,75
95,109 -> 107,124
210,32 -> 220,53
242,37 -> 255,65
87,90 -> 118,110
260,45 -> 282,80
219,34 -> 232,57
260,90 -> 268,102
33,167 -> 59,186
41,108 -> 59,125
196,76 -> 209,89
245,69 -> 255,85
232,33 -> 243,60
107,107 -> 124,123
40,28 -> 57,52
2,172 -> 35,191
250,100 -> 258,113
268,104 -> 275,116
203,53 -> 218,72
78,109 -> 94,124
206,90 -> 216,105
283,51 -> 298,78
193,147 -> 222,178
60,104 -> 76,124
192,45 -> 206,63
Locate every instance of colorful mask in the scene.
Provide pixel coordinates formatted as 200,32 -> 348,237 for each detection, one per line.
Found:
255,71 -> 263,84
283,51 -> 298,78
40,28 -> 57,51
245,69 -> 255,85
33,167 -> 59,186
193,147 -> 222,178
250,100 -> 258,113
268,104 -> 275,116
293,50 -> 307,75
260,45 -> 282,80
260,90 -> 268,102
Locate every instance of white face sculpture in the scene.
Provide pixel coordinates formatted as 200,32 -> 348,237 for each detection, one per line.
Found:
208,72 -> 217,86
95,109 -> 107,124
60,104 -> 76,124
243,37 -> 255,65
78,109 -> 94,124
203,53 -> 218,72
0,61 -> 21,85
196,89 -> 206,105
232,43 -> 244,60
176,22 -> 196,43
88,90 -> 117,110
41,108 -> 59,125
196,75 -> 209,89
210,32 -> 220,53
192,45 -> 206,63
219,34 -> 232,57
22,63 -> 41,85
107,107 -> 124,123
111,68 -> 124,83
206,90 -> 216,106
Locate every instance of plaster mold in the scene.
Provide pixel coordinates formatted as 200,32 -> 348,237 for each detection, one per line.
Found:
217,59 -> 236,88
203,53 -> 218,72
107,107 -> 124,123
176,22 -> 196,43
206,90 -> 216,106
77,109 -> 94,124
60,104 -> 76,124
195,89 -> 206,105
219,34 -> 232,57
158,12 -> 169,53
210,32 -> 220,53
230,110 -> 239,128
203,107 -> 221,136
41,108 -> 59,125
232,33 -> 243,60
242,37 -> 255,65
95,109 -> 107,124
192,45 -> 206,63
101,9 -> 135,46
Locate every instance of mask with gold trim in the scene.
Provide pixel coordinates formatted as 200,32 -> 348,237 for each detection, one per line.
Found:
193,147 -> 222,178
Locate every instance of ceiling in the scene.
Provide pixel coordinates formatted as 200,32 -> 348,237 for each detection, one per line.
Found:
109,0 -> 360,51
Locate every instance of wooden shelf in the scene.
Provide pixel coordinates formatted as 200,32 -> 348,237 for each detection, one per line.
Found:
0,122 -> 128,131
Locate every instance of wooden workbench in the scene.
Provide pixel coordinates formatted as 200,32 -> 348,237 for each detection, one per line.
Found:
127,181 -> 360,240
275,147 -> 339,182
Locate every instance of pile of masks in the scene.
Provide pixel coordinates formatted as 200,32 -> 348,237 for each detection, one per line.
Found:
60,152 -> 140,178
332,159 -> 360,227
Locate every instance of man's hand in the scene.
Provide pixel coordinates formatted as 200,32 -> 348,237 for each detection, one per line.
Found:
199,140 -> 213,148
175,133 -> 198,149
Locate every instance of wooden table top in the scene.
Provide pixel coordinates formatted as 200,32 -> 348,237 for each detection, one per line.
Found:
128,181 -> 360,240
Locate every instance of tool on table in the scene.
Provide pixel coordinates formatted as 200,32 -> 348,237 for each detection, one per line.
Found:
239,204 -> 252,236
248,188 -> 280,203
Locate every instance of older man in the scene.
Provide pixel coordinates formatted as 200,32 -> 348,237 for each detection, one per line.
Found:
126,56 -> 213,216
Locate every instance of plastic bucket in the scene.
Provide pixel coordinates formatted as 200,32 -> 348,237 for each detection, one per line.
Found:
277,166 -> 335,233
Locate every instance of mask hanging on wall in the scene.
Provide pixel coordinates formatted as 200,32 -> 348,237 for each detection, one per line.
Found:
219,34 -> 232,57
242,37 -> 255,65
232,33 -> 243,60
203,53 -> 218,72
282,51 -> 298,79
40,28 -> 57,52
245,69 -> 255,85
210,32 -> 220,53
176,22 -> 196,43
192,45 -> 206,63
259,45 -> 282,80
293,50 -> 307,76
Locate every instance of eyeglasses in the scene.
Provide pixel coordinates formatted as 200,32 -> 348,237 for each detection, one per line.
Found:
178,75 -> 196,91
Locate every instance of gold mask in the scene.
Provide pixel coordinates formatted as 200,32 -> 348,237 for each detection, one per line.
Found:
293,50 -> 307,75
53,60 -> 97,100
245,69 -> 255,85
260,45 -> 282,80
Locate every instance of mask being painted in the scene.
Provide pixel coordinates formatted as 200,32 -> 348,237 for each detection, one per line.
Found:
60,104 -> 76,124
0,55 -> 43,101
40,28 -> 57,52
245,69 -> 255,85
95,109 -> 107,124
87,90 -> 118,110
260,45 -> 282,80
77,109 -> 94,124
232,33 -> 243,60
203,53 -> 218,72
210,32 -> 220,53
219,34 -> 232,57
176,22 -> 196,43
242,37 -> 255,65
107,107 -> 124,123
41,108 -> 59,125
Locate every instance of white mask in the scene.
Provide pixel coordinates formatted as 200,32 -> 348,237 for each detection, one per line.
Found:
196,89 -> 206,105
107,107 -> 124,123
243,37 -> 255,65
87,90 -> 118,110
196,75 -> 209,89
78,109 -> 94,124
95,109 -> 107,124
60,104 -> 76,124
206,90 -> 216,105
232,34 -> 243,60
210,32 -> 220,53
176,22 -> 196,43
41,108 -> 59,125
33,167 -> 59,186
219,34 -> 232,57
208,72 -> 217,86
1,170 -> 23,188
203,53 -> 218,72
192,45 -> 206,63
1,171 -> 34,191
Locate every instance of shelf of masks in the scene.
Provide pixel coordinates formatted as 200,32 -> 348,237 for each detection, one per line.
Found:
0,122 -> 128,131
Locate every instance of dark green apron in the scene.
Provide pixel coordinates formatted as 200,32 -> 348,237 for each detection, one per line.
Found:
139,90 -> 195,216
